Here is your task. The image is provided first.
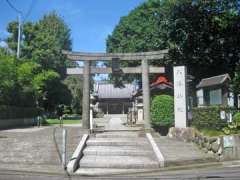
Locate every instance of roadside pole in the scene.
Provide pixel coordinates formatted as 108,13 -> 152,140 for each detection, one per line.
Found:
17,14 -> 21,59
62,128 -> 67,169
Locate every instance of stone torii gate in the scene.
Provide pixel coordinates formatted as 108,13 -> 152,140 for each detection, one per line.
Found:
63,50 -> 168,130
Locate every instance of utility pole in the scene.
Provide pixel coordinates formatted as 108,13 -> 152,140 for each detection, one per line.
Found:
17,14 -> 21,59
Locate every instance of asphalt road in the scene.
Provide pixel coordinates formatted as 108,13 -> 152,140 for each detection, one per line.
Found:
1,165 -> 240,180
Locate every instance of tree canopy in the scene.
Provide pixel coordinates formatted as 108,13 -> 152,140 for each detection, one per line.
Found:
1,12 -> 80,113
107,0 -> 240,82
7,12 -> 72,78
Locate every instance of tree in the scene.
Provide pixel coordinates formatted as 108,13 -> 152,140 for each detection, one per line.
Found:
0,55 -> 18,105
33,70 -> 72,111
167,0 -> 240,80
16,61 -> 41,107
64,75 -> 83,114
5,12 -> 75,111
7,12 -> 72,78
107,0 -> 240,82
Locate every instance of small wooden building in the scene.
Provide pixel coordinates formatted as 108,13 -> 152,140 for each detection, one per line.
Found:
196,74 -> 234,107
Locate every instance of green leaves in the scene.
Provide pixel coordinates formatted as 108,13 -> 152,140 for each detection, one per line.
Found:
3,12 -> 75,111
7,12 -> 71,78
107,0 -> 240,82
151,95 -> 174,127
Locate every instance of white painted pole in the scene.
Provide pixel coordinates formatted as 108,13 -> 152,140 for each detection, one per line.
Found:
62,128 -> 67,169
17,14 -> 21,59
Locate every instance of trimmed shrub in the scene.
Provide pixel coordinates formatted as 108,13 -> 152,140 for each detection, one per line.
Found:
151,95 -> 174,127
192,106 -> 236,129
0,106 -> 43,120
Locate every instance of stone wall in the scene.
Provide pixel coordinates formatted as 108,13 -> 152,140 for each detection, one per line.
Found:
168,127 -> 240,161
0,118 -> 36,129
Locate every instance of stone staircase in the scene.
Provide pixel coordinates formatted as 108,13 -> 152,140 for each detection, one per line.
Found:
75,131 -> 159,175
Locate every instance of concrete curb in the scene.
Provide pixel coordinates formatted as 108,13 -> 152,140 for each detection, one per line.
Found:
72,161 -> 224,177
67,134 -> 89,174
1,160 -> 239,176
146,133 -> 165,167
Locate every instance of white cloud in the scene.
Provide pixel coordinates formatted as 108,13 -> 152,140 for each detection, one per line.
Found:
0,41 -> 8,48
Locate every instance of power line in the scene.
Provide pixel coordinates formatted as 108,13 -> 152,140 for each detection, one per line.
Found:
23,0 -> 35,22
5,0 -> 22,14
5,0 -> 36,59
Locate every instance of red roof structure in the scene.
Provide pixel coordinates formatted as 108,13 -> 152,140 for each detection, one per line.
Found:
151,76 -> 173,88
133,76 -> 173,97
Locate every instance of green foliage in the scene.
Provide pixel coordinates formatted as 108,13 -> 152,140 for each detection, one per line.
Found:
33,70 -> 72,111
107,0 -> 240,82
151,95 -> 174,127
0,55 -> 18,105
222,112 -> 240,135
233,112 -> 240,125
222,122 -> 239,135
63,76 -> 83,114
7,12 -> 72,78
192,106 -> 236,129
16,61 -> 42,107
0,54 -> 71,111
3,12 -> 74,112
0,105 -> 43,119
199,128 -> 225,137
45,119 -> 80,125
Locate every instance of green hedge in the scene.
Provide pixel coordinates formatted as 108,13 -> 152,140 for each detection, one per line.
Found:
0,106 -> 43,119
192,106 -> 237,129
151,95 -> 174,127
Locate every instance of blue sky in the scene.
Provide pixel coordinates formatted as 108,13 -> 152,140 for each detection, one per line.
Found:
0,0 -> 146,52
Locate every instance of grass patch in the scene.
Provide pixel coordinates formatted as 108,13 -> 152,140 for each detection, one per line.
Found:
199,128 -> 225,137
45,118 -> 81,125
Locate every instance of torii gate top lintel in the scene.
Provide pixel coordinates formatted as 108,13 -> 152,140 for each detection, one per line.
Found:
62,49 -> 168,61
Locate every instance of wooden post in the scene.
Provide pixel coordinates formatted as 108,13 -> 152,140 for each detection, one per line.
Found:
142,59 -> 151,129
82,61 -> 90,129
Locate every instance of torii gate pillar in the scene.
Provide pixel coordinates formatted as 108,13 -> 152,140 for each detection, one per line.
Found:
142,59 -> 151,129
82,60 -> 90,129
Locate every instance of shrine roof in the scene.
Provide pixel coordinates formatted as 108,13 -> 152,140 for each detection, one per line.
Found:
196,74 -> 230,88
94,82 -> 135,99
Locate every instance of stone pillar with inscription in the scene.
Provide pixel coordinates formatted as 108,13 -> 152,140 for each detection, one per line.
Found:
174,66 -> 188,128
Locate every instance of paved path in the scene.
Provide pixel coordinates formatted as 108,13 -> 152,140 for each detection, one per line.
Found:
104,115 -> 142,131
0,126 -> 87,173
154,136 -> 216,166
0,116 -> 217,176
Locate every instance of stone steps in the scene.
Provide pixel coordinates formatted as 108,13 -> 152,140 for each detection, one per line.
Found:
75,130 -> 159,175
96,132 -> 142,138
79,155 -> 158,169
75,168 -> 157,176
83,146 -> 152,156
87,138 -> 149,146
